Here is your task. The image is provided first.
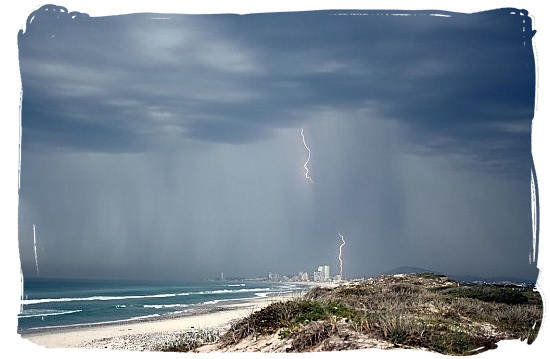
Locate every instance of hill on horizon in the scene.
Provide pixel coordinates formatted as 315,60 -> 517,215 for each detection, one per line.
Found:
381,266 -> 536,284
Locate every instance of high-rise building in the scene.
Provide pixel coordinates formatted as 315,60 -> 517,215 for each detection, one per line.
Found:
299,271 -> 309,282
313,266 -> 330,281
317,265 -> 330,281
313,271 -> 323,282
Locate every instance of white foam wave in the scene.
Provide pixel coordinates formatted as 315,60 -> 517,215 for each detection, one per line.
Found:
171,310 -> 190,314
202,297 -> 247,305
201,300 -> 218,305
18,309 -> 82,318
254,289 -> 294,298
27,314 -> 161,331
188,287 -> 271,296
22,293 -> 177,305
22,286 -> 277,307
143,304 -> 189,309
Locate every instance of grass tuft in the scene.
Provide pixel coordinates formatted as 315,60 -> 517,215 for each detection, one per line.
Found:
158,329 -> 220,352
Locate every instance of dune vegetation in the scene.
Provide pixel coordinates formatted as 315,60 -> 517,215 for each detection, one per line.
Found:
161,273 -> 543,355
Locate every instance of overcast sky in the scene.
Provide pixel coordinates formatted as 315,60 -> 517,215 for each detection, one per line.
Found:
17,5 -> 539,281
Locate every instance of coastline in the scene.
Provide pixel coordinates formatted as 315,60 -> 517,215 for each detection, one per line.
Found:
19,291 -> 304,350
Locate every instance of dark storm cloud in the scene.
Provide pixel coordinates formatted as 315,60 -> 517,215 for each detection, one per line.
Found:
19,7 -> 535,164
17,5 -> 538,281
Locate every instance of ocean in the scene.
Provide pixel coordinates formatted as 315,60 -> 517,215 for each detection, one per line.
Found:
18,277 -> 306,333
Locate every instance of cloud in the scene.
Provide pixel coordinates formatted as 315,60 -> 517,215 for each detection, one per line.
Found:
17,6 -> 538,281
19,8 -> 535,161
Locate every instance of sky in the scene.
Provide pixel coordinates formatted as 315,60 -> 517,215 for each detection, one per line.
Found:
15,4 -> 540,282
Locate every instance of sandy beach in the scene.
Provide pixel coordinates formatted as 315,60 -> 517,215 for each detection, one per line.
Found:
20,292 -> 301,351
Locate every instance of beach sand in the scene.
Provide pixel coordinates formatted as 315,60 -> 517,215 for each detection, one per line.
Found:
20,293 -> 301,351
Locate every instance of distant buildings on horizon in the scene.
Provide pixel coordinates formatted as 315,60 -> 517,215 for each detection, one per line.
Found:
214,265 -> 535,286
266,264 -> 343,283
214,264 -> 346,283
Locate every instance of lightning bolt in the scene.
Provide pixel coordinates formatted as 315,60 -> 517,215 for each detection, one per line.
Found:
300,128 -> 313,183
33,224 -> 40,276
338,232 -> 346,279
299,129 -> 348,280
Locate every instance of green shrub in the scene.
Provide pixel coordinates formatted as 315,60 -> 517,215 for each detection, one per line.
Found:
418,272 -> 446,279
442,286 -> 529,304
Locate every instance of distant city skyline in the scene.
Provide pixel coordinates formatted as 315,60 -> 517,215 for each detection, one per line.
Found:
16,5 -> 539,283
212,262 -> 538,284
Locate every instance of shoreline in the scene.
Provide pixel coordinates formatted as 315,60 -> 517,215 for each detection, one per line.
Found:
19,291 -> 304,350
18,281 -> 336,336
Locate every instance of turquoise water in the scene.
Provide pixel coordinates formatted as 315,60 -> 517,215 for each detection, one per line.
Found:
18,277 -> 303,333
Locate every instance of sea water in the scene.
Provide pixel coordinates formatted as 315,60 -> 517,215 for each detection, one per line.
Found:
18,277 -> 305,333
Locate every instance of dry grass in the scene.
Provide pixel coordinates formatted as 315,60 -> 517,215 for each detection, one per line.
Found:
286,318 -> 340,352
158,328 -> 220,352
162,273 -> 544,355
